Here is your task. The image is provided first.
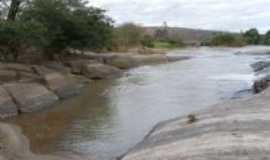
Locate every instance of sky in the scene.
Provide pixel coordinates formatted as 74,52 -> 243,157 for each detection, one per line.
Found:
89,0 -> 270,33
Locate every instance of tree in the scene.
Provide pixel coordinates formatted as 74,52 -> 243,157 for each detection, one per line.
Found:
112,23 -> 145,50
141,34 -> 154,48
7,0 -> 22,21
244,28 -> 260,45
0,0 -> 113,61
20,0 -> 113,59
264,31 -> 270,45
209,33 -> 246,47
0,20 -> 46,61
155,21 -> 169,41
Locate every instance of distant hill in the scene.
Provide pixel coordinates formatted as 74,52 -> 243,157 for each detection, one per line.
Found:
144,26 -> 225,45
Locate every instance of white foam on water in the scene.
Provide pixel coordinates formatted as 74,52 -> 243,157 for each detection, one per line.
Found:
209,73 -> 257,86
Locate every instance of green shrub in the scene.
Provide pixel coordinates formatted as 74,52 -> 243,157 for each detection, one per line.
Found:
112,23 -> 145,50
19,0 -> 113,60
141,34 -> 154,48
243,28 -> 261,45
0,20 -> 46,61
209,33 -> 246,47
264,31 -> 270,45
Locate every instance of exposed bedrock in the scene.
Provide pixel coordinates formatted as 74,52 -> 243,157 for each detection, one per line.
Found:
121,88 -> 270,160
3,83 -> 59,113
251,60 -> 270,93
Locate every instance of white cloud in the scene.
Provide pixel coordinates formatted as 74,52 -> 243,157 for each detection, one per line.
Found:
89,0 -> 270,33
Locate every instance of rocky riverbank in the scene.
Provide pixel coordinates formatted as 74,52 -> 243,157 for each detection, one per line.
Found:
120,86 -> 270,160
0,52 -> 189,119
251,61 -> 270,93
118,58 -> 270,160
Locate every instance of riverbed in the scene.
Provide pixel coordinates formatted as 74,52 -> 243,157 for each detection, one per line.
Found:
7,47 -> 270,160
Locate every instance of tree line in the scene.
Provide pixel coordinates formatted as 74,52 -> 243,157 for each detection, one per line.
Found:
0,0 -> 113,61
208,28 -> 270,47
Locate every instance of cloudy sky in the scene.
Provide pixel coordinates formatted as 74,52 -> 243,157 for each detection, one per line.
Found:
90,0 -> 270,33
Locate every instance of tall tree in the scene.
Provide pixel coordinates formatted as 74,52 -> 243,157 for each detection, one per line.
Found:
244,28 -> 260,45
264,31 -> 270,45
7,0 -> 22,21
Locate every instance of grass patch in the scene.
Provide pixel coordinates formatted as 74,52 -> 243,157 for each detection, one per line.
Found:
152,41 -> 179,49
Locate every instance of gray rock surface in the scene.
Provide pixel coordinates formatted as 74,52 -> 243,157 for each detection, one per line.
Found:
43,73 -> 83,99
43,62 -> 71,74
3,83 -> 58,113
74,52 -> 188,69
0,70 -> 17,82
104,54 -> 171,69
0,63 -> 33,73
65,60 -> 99,74
251,61 -> 270,72
121,88 -> 270,160
253,78 -> 269,93
82,63 -> 122,79
0,87 -> 17,118
167,55 -> 191,62
104,55 -> 139,69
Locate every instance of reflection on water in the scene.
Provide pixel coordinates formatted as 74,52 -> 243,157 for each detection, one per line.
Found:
7,47 -> 270,160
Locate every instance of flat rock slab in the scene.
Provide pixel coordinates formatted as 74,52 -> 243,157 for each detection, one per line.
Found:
82,63 -> 122,79
0,63 -> 33,73
0,70 -> 17,82
251,61 -> 270,72
43,73 -> 83,99
4,83 -> 58,113
121,88 -> 270,160
0,86 -> 17,119
64,60 -> 99,74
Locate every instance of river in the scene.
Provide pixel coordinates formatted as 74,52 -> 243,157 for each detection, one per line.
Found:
7,47 -> 270,160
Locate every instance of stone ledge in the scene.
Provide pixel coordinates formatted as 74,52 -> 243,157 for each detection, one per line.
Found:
3,83 -> 59,113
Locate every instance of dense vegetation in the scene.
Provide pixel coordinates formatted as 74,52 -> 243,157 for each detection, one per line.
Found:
0,0 -> 113,61
111,22 -> 184,51
207,28 -> 270,47
1,1 -> 270,62
111,23 -> 182,51
207,33 -> 246,47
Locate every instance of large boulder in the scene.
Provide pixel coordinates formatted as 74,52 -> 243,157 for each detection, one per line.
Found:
0,87 -> 17,119
31,65 -> 55,76
82,63 -> 122,79
0,63 -> 33,73
105,54 -> 169,69
64,59 -> 99,74
0,70 -> 17,83
0,63 -> 40,84
253,78 -> 269,93
132,54 -> 168,65
121,88 -> 270,160
43,62 -> 71,74
3,83 -> 58,113
104,55 -> 139,69
167,55 -> 191,62
43,73 -> 83,99
251,61 -> 270,72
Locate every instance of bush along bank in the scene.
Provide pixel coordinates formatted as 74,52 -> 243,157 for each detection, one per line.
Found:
0,52 -> 190,119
